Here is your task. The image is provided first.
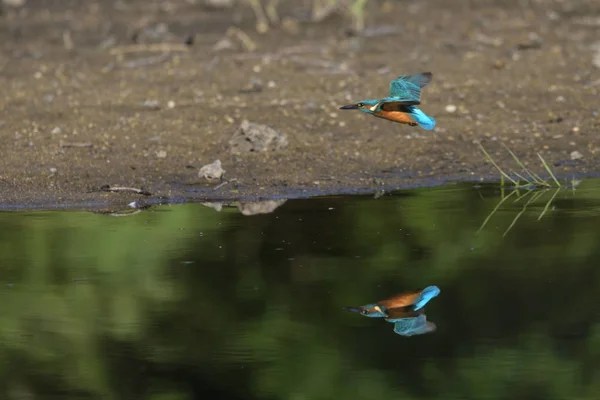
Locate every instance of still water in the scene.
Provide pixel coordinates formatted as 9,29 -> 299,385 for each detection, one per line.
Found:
1,181 -> 600,399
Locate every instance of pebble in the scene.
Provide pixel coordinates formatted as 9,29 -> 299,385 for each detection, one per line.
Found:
570,150 -> 583,160
199,159 -> 225,181
445,104 -> 457,113
142,99 -> 160,109
156,150 -> 167,158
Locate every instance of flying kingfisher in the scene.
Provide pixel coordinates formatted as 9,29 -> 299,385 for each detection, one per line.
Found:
344,286 -> 440,337
343,285 -> 440,318
339,72 -> 436,131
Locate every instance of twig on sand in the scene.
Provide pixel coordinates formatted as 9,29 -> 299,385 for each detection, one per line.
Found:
109,43 -> 190,55
121,52 -> 172,68
231,44 -> 329,61
288,56 -> 352,74
226,27 -> 258,52
59,141 -> 93,148
100,185 -> 152,196
213,178 -> 238,191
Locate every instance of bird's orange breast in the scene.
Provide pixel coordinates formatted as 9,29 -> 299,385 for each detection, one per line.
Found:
373,110 -> 415,125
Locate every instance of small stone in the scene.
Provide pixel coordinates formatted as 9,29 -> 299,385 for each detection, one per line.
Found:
142,99 -> 160,109
570,150 -> 583,160
556,96 -> 565,102
156,150 -> 167,158
229,120 -> 288,154
240,79 -> 263,93
51,127 -> 62,134
167,100 -> 175,109
445,104 -> 457,113
213,37 -> 235,52
199,159 -> 225,181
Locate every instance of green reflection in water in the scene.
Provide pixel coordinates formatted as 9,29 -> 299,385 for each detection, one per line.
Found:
1,181 -> 600,399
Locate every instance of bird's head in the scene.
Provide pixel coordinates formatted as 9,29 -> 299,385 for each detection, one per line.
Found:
344,303 -> 388,318
339,99 -> 380,114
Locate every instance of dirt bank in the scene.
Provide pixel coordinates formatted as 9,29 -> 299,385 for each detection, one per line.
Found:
0,0 -> 599,210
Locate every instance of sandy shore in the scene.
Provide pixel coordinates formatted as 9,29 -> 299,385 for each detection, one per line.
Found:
0,0 -> 598,210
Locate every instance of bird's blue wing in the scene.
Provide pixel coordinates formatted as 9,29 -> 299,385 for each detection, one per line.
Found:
388,72 -> 433,104
413,285 -> 440,311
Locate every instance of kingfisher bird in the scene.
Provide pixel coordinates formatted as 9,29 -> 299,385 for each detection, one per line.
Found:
343,285 -> 441,318
339,72 -> 436,130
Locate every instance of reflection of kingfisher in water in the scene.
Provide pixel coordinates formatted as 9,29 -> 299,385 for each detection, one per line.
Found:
344,286 -> 440,337
339,72 -> 436,131
384,308 -> 437,337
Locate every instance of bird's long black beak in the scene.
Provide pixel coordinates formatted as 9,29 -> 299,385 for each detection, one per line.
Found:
343,306 -> 362,313
339,104 -> 359,110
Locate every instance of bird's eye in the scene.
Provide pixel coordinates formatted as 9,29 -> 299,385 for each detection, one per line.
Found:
361,310 -> 367,314
357,102 -> 364,107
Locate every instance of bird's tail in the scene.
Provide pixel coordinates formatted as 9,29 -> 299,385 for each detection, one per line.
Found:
412,285 -> 441,311
410,107 -> 436,131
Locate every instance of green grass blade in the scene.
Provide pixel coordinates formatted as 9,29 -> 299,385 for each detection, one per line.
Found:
538,187 -> 560,220
479,144 -> 518,185
503,190 -> 545,237
537,152 -> 561,187
501,144 -> 540,184
501,143 -> 552,186
513,189 -> 534,203
477,189 -> 518,234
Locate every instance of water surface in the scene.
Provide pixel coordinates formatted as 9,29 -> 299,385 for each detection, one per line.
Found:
1,181 -> 600,399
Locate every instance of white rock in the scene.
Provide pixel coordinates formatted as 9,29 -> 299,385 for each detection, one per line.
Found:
199,159 -> 225,181
445,104 -> 457,113
570,150 -> 583,160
